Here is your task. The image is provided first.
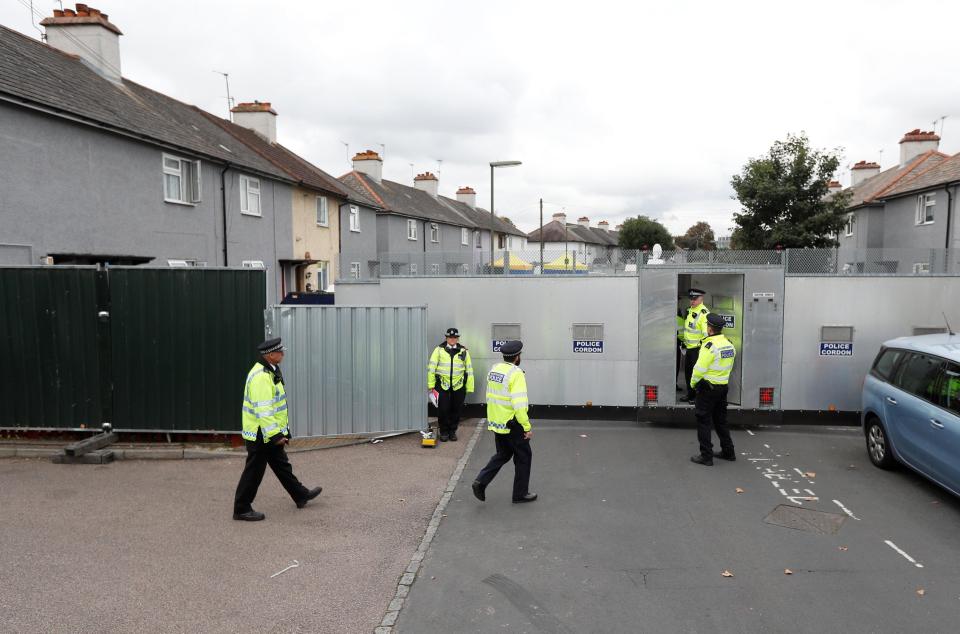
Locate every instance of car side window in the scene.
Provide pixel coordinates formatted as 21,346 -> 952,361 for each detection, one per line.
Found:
871,348 -> 903,381
939,363 -> 960,415
893,353 -> 943,402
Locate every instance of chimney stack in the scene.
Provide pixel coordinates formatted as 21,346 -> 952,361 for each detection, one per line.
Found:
456,186 -> 477,208
850,161 -> 881,187
598,220 -> 610,231
899,129 -> 940,167
577,216 -> 590,228
414,172 -> 439,198
231,101 -> 277,143
352,150 -> 383,183
827,180 -> 842,194
41,4 -> 123,83
552,212 -> 567,225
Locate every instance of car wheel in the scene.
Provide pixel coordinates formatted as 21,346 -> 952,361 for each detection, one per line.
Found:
866,419 -> 896,470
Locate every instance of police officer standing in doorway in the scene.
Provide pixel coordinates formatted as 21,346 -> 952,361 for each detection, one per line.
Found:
472,340 -> 537,503
689,314 -> 737,466
233,338 -> 322,521
427,328 -> 474,442
681,288 -> 711,402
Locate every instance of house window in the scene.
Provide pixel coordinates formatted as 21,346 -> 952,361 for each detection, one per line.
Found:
240,175 -> 261,216
349,205 -> 360,232
430,263 -> 440,275
913,262 -> 931,274
407,219 -> 418,240
474,230 -> 481,248
350,262 -> 361,279
844,214 -> 854,237
316,196 -> 328,226
317,261 -> 329,290
410,263 -> 418,275
241,260 -> 265,268
915,193 -> 935,225
498,234 -> 506,249
168,259 -> 205,267
430,223 -> 439,243
462,228 -> 470,246
163,154 -> 201,204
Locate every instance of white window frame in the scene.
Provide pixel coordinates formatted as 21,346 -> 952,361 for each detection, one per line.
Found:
430,223 -> 440,243
163,154 -> 201,205
316,196 -> 328,226
461,227 -> 470,246
241,260 -> 265,268
349,205 -> 360,232
913,262 -> 931,274
430,263 -> 440,275
240,175 -> 262,217
407,219 -> 418,241
410,263 -> 418,275
915,193 -> 935,225
844,213 -> 854,237
167,259 -> 201,267
350,262 -> 361,279
317,261 -> 329,290
474,230 -> 481,248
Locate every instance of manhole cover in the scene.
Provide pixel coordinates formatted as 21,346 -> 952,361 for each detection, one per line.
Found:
764,504 -> 846,535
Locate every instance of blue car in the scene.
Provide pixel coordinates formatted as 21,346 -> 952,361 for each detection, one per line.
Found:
862,333 -> 960,496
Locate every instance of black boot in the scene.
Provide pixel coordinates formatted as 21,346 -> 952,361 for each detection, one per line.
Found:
472,481 -> 486,501
690,454 -> 714,466
713,450 -> 736,461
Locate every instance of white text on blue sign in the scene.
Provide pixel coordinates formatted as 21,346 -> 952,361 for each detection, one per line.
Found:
573,340 -> 604,353
819,342 -> 853,356
492,340 -> 507,352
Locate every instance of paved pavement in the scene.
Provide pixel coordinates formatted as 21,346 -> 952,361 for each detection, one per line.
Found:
0,431 -> 470,634
397,420 -> 960,633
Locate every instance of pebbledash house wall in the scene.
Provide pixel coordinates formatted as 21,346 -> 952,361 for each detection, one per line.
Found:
375,214 -> 474,273
338,201 -> 379,279
0,102 -> 293,299
881,188 -> 957,250
291,185 -> 345,291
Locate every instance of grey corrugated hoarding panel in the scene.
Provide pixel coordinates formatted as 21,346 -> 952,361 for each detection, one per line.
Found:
269,305 -> 427,437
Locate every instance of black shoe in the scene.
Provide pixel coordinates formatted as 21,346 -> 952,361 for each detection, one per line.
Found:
233,510 -> 266,521
690,454 -> 714,466
513,493 -> 538,503
713,450 -> 736,462
449,432 -> 458,441
438,433 -> 449,442
296,486 -> 323,509
472,481 -> 486,501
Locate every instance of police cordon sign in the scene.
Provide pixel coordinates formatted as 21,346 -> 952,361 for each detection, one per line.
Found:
719,314 -> 736,329
819,342 -> 853,356
573,340 -> 603,353
492,340 -> 507,352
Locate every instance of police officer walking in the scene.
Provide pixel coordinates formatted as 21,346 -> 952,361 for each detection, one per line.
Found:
233,338 -> 322,521
681,288 -> 711,402
471,340 -> 537,504
689,314 -> 737,466
427,327 -> 474,442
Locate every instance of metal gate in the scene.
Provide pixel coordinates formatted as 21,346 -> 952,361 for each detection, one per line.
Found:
266,305 -> 427,437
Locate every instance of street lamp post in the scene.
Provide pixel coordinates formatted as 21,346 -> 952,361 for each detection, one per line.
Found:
489,160 -> 522,269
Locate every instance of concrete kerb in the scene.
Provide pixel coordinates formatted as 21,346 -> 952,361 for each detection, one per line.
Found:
376,419 -> 485,633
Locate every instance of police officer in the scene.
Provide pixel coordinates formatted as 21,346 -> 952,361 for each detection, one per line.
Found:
427,327 -> 474,442
681,288 -> 711,402
471,340 -> 537,503
233,338 -> 322,521
689,314 -> 737,466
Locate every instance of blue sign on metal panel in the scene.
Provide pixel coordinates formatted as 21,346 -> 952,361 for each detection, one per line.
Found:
573,340 -> 604,353
492,340 -> 507,352
819,342 -> 853,356
720,314 -> 736,329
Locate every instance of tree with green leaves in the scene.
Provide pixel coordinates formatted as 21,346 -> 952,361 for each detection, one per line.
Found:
618,216 -> 675,250
730,133 -> 851,249
675,221 -> 716,250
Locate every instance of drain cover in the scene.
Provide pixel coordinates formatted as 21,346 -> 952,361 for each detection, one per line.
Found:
764,504 -> 846,535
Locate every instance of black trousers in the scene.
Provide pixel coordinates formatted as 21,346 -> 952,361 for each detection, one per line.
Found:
437,387 -> 467,435
234,431 -> 309,514
694,382 -> 734,458
684,346 -> 700,399
475,420 -> 532,500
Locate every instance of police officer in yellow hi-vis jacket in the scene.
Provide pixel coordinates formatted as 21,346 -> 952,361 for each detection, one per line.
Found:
681,288 -> 711,402
233,338 -> 322,521
427,327 -> 474,442
689,314 -> 737,466
472,340 -> 537,503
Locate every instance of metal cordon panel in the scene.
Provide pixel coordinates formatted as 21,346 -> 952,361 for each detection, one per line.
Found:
269,305 -> 427,437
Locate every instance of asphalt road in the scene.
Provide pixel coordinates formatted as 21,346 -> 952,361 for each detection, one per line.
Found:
397,420 -> 960,634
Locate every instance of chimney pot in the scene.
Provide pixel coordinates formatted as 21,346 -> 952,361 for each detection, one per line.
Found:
456,186 -> 477,208
53,9 -> 64,16
63,8 -> 76,16
352,150 -> 383,183
231,101 -> 278,142
413,172 -> 439,198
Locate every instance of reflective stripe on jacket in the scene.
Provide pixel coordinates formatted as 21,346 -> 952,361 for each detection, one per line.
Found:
690,334 -> 736,387
241,363 -> 289,442
683,304 -> 710,349
427,345 -> 474,392
485,362 -> 530,433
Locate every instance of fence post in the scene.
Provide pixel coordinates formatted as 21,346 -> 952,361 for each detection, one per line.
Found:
95,267 -> 113,428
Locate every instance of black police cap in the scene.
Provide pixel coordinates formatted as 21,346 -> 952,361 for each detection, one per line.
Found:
258,337 -> 285,354
445,327 -> 460,338
688,288 -> 706,298
500,340 -> 523,356
706,313 -> 726,329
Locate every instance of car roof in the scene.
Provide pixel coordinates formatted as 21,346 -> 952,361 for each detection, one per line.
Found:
882,333 -> 960,362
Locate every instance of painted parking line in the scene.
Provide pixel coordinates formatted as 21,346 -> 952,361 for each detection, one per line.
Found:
833,499 -> 861,521
746,430 -> 756,436
884,540 -> 924,568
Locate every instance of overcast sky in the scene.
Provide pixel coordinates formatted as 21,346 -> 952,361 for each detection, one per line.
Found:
8,0 -> 960,235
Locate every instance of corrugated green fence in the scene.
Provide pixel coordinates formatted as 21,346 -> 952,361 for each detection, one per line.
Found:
0,267 -> 265,432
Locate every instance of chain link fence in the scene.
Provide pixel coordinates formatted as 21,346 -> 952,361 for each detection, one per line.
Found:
335,247 -> 959,280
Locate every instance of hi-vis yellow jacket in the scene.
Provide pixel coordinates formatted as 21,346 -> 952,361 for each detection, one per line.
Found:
241,363 -> 288,442
427,345 -> 475,392
691,334 -> 736,387
485,362 -> 530,433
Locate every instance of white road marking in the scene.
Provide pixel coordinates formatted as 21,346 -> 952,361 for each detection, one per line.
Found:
746,430 -> 756,436
833,500 -> 861,521
771,481 -> 780,487
764,444 -> 771,449
884,540 -> 924,568
748,458 -> 772,462
793,468 -> 806,477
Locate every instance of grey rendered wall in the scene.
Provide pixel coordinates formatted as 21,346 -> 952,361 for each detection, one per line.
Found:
882,193 -> 946,248
0,103 -> 290,300
339,203 -> 378,279
781,277 -> 960,411
337,276 -> 641,407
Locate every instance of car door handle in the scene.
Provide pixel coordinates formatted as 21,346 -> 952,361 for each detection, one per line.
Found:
930,419 -> 945,429
885,397 -> 898,405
